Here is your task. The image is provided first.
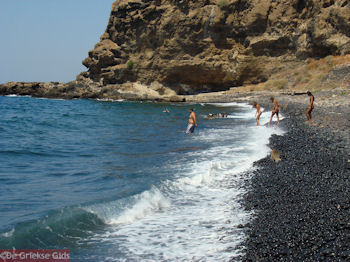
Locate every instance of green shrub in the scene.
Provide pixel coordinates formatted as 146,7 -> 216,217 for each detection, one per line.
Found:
127,60 -> 134,70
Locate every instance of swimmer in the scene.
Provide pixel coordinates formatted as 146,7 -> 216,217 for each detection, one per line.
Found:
186,108 -> 197,134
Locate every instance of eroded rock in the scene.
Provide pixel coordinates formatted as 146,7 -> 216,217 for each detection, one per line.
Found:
77,0 -> 350,93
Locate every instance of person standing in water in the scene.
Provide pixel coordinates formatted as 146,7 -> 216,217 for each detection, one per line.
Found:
269,97 -> 280,126
306,91 -> 314,121
186,108 -> 197,134
253,101 -> 262,126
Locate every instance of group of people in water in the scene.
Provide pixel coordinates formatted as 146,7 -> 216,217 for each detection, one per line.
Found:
253,91 -> 314,126
206,113 -> 228,119
253,97 -> 280,126
165,91 -> 315,134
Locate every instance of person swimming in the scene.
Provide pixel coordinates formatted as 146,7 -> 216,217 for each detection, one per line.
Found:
206,113 -> 228,119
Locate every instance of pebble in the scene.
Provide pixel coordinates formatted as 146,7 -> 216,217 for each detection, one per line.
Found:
242,102 -> 350,261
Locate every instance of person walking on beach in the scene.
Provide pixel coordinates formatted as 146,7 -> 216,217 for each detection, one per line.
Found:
269,97 -> 280,126
253,101 -> 262,126
186,108 -> 197,134
306,91 -> 314,121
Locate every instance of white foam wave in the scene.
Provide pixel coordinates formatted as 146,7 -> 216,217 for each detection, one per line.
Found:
207,102 -> 252,108
84,187 -> 170,227
96,98 -> 125,102
227,112 -> 255,119
36,97 -> 66,101
176,161 -> 221,188
81,103 -> 285,260
260,110 -> 285,125
5,94 -> 31,98
108,188 -> 170,225
227,109 -> 285,126
1,228 -> 14,238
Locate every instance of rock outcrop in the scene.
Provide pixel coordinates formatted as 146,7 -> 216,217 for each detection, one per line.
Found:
77,0 -> 350,94
0,80 -> 185,101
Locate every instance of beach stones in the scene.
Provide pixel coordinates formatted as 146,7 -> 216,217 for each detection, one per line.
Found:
243,102 -> 350,261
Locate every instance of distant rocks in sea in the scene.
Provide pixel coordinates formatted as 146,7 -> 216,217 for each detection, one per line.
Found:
0,81 -> 186,102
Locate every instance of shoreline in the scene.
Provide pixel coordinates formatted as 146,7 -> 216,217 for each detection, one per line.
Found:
240,100 -> 350,261
2,88 -> 349,260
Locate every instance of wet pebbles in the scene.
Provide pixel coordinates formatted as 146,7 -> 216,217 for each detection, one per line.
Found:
241,103 -> 350,261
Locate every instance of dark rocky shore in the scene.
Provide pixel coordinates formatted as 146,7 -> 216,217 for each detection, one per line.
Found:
240,102 -> 350,261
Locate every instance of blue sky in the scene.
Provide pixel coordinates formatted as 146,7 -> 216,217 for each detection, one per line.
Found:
0,0 -> 115,83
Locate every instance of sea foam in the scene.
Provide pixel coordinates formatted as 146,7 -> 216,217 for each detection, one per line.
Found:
81,103 -> 285,261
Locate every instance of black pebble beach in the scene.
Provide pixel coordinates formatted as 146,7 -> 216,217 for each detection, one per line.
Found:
241,102 -> 350,261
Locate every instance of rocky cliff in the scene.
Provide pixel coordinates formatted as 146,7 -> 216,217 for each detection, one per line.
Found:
77,0 -> 350,94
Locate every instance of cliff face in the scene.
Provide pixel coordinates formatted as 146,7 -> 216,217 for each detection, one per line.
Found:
77,0 -> 350,94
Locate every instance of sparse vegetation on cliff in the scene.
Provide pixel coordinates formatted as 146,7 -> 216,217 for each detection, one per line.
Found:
217,0 -> 229,9
127,60 -> 134,70
225,54 -> 350,94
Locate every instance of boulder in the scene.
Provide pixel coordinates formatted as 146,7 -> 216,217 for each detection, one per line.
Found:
271,150 -> 282,162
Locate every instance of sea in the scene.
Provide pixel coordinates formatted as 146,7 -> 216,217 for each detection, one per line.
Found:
0,95 -> 284,261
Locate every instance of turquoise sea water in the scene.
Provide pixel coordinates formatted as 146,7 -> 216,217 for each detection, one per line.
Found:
0,96 -> 283,261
